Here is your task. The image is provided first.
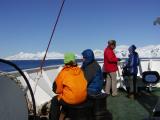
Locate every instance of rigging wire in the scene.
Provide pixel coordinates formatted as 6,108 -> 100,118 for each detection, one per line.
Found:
33,0 -> 66,95
40,0 -> 66,72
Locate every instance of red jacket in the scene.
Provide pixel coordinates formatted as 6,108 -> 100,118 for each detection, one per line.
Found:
104,47 -> 118,73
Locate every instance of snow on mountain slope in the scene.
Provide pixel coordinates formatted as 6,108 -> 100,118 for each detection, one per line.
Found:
5,52 -> 64,60
93,49 -> 104,58
137,45 -> 160,57
4,45 -> 160,60
94,45 -> 160,58
5,51 -> 81,60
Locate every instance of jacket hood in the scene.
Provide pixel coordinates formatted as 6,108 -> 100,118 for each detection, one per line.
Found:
128,45 -> 136,54
81,49 -> 95,68
63,66 -> 81,75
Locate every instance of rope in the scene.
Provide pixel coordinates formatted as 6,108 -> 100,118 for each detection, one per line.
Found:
40,0 -> 66,72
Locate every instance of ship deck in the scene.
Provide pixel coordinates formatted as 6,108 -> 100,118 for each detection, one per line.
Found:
107,87 -> 160,120
1,58 -> 160,120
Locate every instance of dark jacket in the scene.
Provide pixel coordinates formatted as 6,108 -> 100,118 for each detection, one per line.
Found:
126,45 -> 140,75
81,49 -> 103,95
104,47 -> 118,73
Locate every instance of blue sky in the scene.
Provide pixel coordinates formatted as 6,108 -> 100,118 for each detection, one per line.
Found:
0,0 -> 160,57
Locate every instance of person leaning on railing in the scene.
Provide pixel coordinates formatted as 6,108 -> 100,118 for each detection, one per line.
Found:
49,53 -> 87,120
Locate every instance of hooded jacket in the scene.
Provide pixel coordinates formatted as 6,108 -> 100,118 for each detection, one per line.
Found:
81,49 -> 103,95
53,65 -> 87,104
126,45 -> 140,75
104,47 -> 118,73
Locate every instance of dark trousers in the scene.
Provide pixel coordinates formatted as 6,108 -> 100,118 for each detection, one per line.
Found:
133,75 -> 137,96
49,96 -> 67,120
49,96 -> 61,120
125,75 -> 137,96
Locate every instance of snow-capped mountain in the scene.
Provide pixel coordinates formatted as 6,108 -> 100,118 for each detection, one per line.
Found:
115,45 -> 129,58
93,49 -> 104,58
5,51 -> 81,60
4,45 -> 160,60
137,45 -> 160,58
5,51 -> 64,60
94,45 -> 160,58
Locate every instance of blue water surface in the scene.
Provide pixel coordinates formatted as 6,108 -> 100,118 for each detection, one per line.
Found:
0,59 -> 103,72
0,59 -> 64,72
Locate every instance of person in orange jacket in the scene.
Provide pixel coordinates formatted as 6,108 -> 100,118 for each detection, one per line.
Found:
49,52 -> 87,120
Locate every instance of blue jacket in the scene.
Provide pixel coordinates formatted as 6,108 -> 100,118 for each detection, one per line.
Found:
127,45 -> 140,75
81,49 -> 103,95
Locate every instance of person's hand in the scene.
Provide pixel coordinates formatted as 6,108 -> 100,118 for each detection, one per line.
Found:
118,58 -> 121,61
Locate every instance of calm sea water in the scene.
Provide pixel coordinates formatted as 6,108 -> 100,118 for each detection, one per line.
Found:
0,59 -> 64,72
0,59 -> 103,72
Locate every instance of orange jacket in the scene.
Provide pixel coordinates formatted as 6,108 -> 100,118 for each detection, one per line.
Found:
54,65 -> 87,104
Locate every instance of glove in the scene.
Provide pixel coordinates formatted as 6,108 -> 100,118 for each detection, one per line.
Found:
118,58 -> 121,61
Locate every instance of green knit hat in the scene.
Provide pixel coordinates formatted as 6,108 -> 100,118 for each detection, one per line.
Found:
64,52 -> 76,64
